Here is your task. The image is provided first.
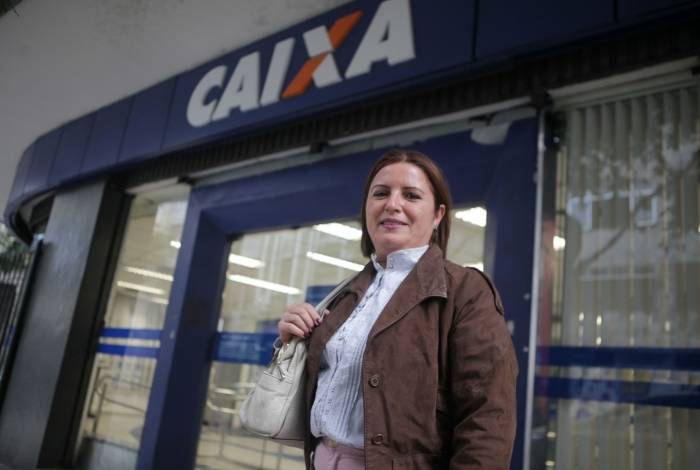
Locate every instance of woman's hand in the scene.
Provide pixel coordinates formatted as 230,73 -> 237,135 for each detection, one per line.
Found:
277,303 -> 327,343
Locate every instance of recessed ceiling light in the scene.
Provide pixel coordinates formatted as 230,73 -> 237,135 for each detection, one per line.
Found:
313,223 -> 362,241
454,207 -> 487,227
124,266 -> 174,281
553,236 -> 566,251
229,253 -> 265,268
463,262 -> 484,271
306,251 -> 363,272
117,281 -> 166,296
227,274 -> 300,295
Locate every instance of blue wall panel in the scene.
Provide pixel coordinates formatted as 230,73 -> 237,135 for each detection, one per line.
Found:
201,123 -> 519,234
23,129 -> 62,195
49,114 -> 94,185
82,99 -> 131,175
119,79 -> 176,163
476,0 -> 614,59
618,0 -> 700,19
483,118 -> 538,470
8,145 -> 34,203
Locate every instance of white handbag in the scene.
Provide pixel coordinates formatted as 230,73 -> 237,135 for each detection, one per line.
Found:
239,277 -> 354,448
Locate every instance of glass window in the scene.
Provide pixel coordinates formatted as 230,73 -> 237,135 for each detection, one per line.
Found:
195,208 -> 485,469
76,186 -> 189,468
533,84 -> 700,469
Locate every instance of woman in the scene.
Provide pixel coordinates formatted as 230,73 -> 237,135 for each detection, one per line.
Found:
278,149 -> 518,469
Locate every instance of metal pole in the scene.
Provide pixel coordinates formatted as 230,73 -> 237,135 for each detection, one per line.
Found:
522,110 -> 547,470
93,379 -> 107,436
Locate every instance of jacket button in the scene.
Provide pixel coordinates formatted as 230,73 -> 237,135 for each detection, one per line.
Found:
371,434 -> 384,445
369,374 -> 380,387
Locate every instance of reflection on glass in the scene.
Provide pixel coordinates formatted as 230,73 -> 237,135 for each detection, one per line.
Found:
195,208 -> 484,469
534,85 -> 700,469
76,186 -> 189,468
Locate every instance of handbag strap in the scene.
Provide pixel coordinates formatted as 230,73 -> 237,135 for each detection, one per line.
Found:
276,275 -> 357,354
315,275 -> 355,319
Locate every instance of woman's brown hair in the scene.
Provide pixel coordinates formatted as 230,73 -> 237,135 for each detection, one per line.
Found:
360,149 -> 453,257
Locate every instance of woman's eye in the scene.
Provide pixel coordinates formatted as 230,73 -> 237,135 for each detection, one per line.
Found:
406,192 -> 421,200
372,190 -> 388,197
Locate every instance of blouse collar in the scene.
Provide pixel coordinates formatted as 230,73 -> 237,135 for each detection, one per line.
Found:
371,245 -> 429,273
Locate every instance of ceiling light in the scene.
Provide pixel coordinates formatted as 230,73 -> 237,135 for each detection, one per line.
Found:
313,223 -> 362,241
117,281 -> 166,296
227,274 -> 300,295
170,240 -> 181,249
306,251 -> 364,272
454,207 -> 487,227
124,266 -> 174,281
463,262 -> 484,271
229,253 -> 265,268
553,236 -> 566,251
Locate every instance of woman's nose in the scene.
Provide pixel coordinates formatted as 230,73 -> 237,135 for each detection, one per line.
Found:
385,192 -> 401,211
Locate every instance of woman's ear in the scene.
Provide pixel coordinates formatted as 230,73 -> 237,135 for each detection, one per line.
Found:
434,204 -> 446,227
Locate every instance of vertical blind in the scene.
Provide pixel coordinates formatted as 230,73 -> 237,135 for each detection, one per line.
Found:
550,82 -> 700,469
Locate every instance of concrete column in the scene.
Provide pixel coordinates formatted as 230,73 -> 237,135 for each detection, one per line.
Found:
0,180 -> 127,468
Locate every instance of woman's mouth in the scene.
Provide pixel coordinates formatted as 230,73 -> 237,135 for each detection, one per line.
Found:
380,219 -> 407,229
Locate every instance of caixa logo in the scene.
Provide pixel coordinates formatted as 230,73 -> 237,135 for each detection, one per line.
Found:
187,0 -> 415,128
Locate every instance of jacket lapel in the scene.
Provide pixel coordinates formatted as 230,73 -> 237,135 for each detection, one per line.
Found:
368,244 -> 448,339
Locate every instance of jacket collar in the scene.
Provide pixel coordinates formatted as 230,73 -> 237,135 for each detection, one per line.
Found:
317,244 -> 448,346
349,244 -> 447,300
413,243 -> 448,299
366,243 -> 448,338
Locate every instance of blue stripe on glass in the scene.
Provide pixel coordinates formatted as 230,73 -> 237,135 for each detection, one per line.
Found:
213,332 -> 278,365
100,327 -> 162,340
537,346 -> 700,372
535,376 -> 700,409
97,343 -> 159,358
96,329 -> 278,364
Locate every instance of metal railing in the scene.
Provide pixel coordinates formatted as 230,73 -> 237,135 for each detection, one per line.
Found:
0,231 -> 42,407
84,367 -> 303,468
89,374 -> 152,437
200,381 -> 302,470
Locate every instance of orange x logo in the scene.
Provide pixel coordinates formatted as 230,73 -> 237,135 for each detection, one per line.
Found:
282,11 -> 363,99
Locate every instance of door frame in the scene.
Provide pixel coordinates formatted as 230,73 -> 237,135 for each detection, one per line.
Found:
135,117 -> 539,469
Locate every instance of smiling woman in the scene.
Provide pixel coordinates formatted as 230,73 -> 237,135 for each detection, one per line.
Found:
276,149 -> 518,469
360,149 -> 450,264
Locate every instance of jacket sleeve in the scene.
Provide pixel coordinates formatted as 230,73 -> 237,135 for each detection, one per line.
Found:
448,271 -> 518,469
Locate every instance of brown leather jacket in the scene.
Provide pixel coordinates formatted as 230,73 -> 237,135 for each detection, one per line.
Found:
304,244 -> 518,469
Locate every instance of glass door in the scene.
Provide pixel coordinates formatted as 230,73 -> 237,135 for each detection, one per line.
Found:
76,186 -> 190,468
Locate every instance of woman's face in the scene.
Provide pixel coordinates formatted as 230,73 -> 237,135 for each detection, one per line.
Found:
365,162 -> 445,262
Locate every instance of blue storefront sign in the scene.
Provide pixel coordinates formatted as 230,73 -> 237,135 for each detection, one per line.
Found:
165,0 -> 475,149
4,0 -> 477,227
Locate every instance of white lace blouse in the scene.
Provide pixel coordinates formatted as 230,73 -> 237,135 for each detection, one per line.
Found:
310,245 -> 428,448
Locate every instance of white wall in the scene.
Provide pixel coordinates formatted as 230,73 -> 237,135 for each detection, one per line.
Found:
0,0 -> 350,217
